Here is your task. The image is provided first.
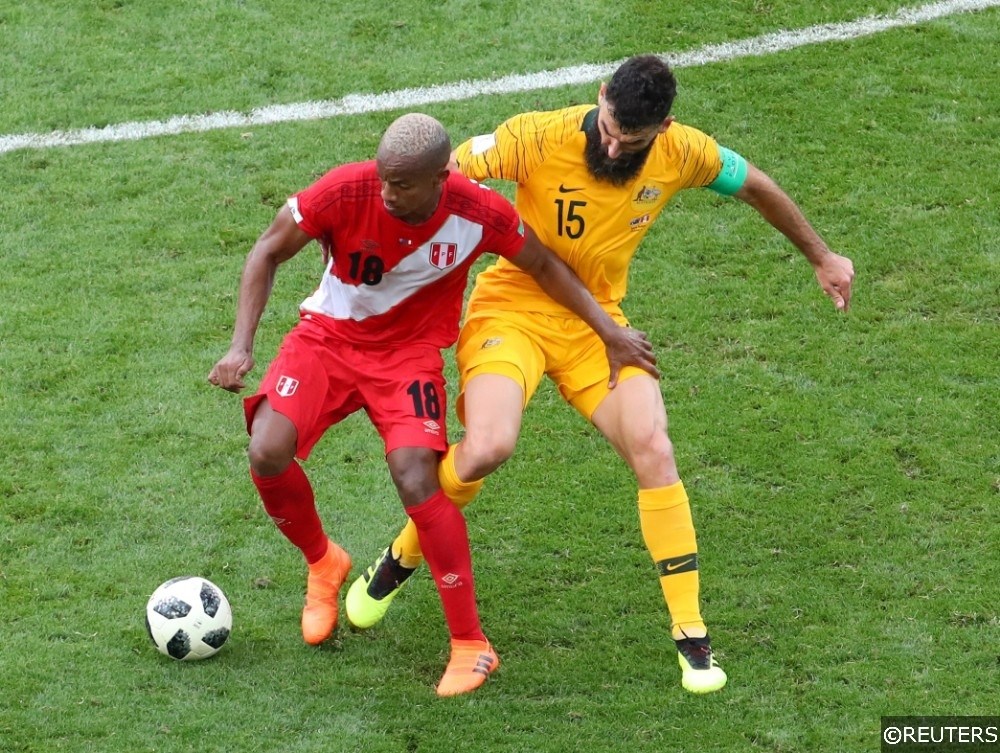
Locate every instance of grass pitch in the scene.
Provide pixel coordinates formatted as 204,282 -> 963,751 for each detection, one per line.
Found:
1,2 -> 997,752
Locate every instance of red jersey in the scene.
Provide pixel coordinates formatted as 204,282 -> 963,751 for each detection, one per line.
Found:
288,161 -> 526,348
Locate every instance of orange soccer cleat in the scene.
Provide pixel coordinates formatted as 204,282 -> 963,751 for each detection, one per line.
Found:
301,540 -> 352,645
436,639 -> 499,697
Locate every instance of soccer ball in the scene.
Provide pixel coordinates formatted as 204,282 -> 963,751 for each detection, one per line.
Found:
145,576 -> 233,660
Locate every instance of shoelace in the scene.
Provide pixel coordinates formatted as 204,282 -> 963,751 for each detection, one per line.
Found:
678,640 -> 712,667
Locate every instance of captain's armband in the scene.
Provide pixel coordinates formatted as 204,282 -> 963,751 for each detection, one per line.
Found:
707,146 -> 748,196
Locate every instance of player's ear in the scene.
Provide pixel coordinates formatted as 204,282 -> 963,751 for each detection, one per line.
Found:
432,166 -> 450,189
659,116 -> 676,134
598,83 -> 608,104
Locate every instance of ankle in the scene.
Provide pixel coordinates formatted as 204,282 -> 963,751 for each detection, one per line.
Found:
309,540 -> 347,573
451,636 -> 489,649
672,623 -> 708,641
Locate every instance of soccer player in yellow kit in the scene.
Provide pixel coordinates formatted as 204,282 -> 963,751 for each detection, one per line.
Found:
346,55 -> 855,694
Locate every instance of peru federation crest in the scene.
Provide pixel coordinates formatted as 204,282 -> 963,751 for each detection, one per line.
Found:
275,375 -> 299,397
429,242 -> 458,270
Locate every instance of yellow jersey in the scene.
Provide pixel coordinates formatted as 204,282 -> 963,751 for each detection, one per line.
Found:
454,104 -> 724,317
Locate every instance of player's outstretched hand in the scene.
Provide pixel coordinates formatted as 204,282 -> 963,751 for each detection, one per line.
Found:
606,326 -> 659,388
815,251 -> 855,311
208,347 -> 254,393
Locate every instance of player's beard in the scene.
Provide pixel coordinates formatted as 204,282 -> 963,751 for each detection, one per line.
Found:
584,119 -> 654,185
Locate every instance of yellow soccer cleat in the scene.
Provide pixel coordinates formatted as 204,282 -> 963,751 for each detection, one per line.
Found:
345,546 -> 415,630
676,635 -> 728,694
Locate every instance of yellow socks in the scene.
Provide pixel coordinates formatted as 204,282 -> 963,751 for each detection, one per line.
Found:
437,443 -> 485,507
638,482 -> 707,640
391,444 -> 483,570
390,521 -> 424,570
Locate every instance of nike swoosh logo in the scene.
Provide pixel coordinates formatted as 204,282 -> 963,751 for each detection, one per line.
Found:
558,184 -> 583,193
665,558 -> 695,572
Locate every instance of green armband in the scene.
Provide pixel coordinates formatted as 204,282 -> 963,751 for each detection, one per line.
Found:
707,146 -> 748,196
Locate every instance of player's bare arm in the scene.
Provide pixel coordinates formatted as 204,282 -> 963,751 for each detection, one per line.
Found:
208,207 -> 313,392
510,224 -> 660,386
734,163 -> 855,311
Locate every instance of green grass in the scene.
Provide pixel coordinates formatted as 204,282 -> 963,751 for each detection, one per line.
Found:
2,2 -> 999,752
1,0 -> 918,134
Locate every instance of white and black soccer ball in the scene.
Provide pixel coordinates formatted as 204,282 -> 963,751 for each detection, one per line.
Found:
145,576 -> 233,661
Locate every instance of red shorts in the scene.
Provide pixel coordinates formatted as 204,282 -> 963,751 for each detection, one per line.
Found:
243,315 -> 448,459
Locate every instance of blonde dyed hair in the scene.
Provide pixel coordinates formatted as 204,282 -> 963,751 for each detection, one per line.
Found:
377,113 -> 451,171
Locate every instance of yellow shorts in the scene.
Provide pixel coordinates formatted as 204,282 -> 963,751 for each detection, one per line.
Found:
455,308 -> 648,422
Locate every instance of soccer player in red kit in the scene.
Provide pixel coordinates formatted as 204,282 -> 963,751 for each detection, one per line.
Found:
208,113 -> 656,696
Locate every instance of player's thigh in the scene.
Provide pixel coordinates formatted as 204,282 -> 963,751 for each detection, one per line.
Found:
549,312 -> 639,421
455,312 -> 547,424
589,371 -> 669,459
358,345 -> 449,458
460,371 -> 527,462
244,323 -> 362,461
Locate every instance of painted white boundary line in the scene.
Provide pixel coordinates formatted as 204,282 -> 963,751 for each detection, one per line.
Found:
2,0 -> 997,155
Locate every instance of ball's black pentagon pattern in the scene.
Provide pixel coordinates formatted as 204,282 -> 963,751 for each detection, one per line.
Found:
165,629 -> 192,660
201,627 -> 231,649
200,581 -> 222,617
152,595 -> 192,619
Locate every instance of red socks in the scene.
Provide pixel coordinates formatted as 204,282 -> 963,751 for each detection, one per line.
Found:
407,489 -> 485,642
251,462 -> 328,564
254,467 -> 484,642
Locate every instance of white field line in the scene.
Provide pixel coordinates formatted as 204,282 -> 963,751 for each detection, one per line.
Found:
2,0 -> 997,155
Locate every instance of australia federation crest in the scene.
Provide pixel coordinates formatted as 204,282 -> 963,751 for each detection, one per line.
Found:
631,184 -> 663,210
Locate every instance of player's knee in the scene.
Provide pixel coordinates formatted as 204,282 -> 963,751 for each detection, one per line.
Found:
625,425 -> 674,468
393,470 -> 439,507
650,432 -> 675,465
247,435 -> 294,477
246,400 -> 298,476
461,428 -> 517,478
388,448 -> 440,506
